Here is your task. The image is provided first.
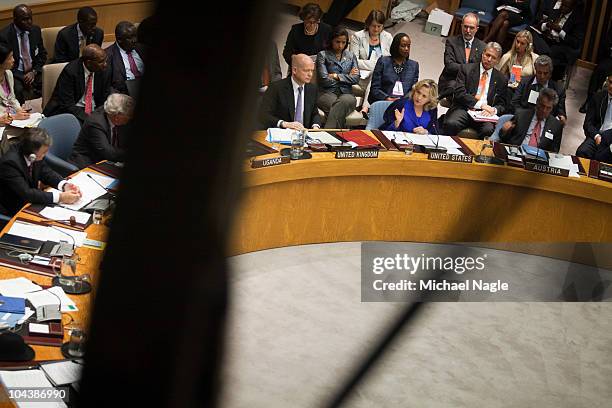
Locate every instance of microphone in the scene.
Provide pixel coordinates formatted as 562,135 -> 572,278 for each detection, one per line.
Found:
424,132 -> 447,154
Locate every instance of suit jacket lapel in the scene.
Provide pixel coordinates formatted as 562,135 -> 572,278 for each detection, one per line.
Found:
77,62 -> 85,99
285,79 -> 295,121
113,44 -> 127,81
10,25 -> 20,63
487,72 -> 497,105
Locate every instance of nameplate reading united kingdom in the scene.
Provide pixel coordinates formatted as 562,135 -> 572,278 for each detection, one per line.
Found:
335,149 -> 379,159
251,156 -> 290,169
525,162 -> 569,177
427,152 -> 473,163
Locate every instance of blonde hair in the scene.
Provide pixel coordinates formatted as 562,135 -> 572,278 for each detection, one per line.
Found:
511,30 -> 534,55
408,79 -> 438,111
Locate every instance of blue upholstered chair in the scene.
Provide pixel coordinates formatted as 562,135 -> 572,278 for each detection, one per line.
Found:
453,0 -> 498,31
365,101 -> 393,130
38,113 -> 81,177
489,114 -> 514,142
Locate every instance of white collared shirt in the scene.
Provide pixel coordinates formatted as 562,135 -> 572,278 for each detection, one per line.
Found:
117,44 -> 144,80
531,77 -> 549,89
522,113 -> 547,146
23,155 -> 67,203
76,64 -> 96,109
474,64 -> 494,109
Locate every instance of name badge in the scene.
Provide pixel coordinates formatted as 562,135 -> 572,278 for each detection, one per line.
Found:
392,81 -> 404,97
528,89 -> 539,104
544,131 -> 554,140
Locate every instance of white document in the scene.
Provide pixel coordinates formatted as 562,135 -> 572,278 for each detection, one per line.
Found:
382,131 -> 413,144
548,154 -> 580,178
39,207 -> 91,225
392,81 -> 404,97
428,8 -> 454,36
307,131 -> 343,145
53,172 -> 109,210
46,287 -> 78,312
468,110 -> 499,122
266,128 -> 293,144
8,220 -> 87,247
29,322 -> 49,334
433,135 -> 462,150
40,361 -> 83,387
0,369 -> 67,408
528,89 -> 539,104
25,290 -> 60,309
0,277 -> 42,298
8,113 -> 44,129
81,172 -> 115,189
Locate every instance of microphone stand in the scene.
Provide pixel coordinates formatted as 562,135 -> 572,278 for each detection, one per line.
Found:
50,226 -> 91,295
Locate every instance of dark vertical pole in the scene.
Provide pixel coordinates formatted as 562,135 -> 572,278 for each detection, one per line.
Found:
77,1 -> 276,406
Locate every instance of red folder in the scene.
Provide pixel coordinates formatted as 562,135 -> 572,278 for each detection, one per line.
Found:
337,130 -> 380,148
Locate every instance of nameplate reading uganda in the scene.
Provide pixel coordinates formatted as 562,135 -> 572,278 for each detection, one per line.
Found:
525,162 -> 569,177
427,152 -> 473,163
251,156 -> 290,169
335,149 -> 379,159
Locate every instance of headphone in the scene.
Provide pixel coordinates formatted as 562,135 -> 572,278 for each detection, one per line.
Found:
28,153 -> 36,162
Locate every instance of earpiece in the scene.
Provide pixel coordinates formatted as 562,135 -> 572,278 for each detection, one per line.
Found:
28,153 -> 36,162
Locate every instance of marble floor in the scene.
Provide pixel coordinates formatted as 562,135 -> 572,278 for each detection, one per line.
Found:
221,242 -> 612,408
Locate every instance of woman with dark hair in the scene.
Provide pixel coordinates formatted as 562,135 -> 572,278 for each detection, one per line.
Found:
0,44 -> 29,125
368,33 -> 419,105
316,26 -> 359,128
381,79 -> 439,134
484,0 -> 532,46
349,9 -> 393,114
283,3 -> 332,68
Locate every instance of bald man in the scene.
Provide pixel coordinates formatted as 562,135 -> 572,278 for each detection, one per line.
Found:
259,53 -> 321,130
0,4 -> 47,103
43,44 -> 112,123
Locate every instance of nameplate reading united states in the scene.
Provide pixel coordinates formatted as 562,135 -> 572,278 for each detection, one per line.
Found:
251,156 -> 290,169
335,150 -> 379,159
427,152 -> 473,163
525,162 -> 569,177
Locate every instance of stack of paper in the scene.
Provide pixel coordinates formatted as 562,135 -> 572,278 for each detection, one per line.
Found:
40,361 -> 83,387
39,207 -> 91,224
468,110 -> 499,123
266,128 -> 294,144
0,369 -> 67,407
306,132 -> 343,146
549,154 -> 580,178
0,277 -> 42,298
49,172 -> 109,211
8,220 -> 87,247
9,112 -> 44,128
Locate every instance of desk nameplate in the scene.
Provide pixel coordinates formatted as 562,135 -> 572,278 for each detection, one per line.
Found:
525,162 -> 569,177
428,152 -> 473,163
335,150 -> 379,159
251,156 -> 290,169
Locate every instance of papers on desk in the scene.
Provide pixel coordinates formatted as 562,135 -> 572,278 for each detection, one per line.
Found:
306,131 -> 343,146
0,369 -> 68,407
40,360 -> 83,386
0,277 -> 42,298
497,5 -> 521,13
266,128 -> 293,144
50,171 -> 110,211
382,132 -> 465,155
468,110 -> 499,123
26,287 -> 78,313
548,154 -> 580,177
39,207 -> 91,225
8,220 -> 87,247
8,112 -> 44,128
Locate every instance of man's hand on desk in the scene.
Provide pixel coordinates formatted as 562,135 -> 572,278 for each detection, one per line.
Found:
481,105 -> 496,116
59,191 -> 80,204
282,121 -> 305,131
62,183 -> 82,198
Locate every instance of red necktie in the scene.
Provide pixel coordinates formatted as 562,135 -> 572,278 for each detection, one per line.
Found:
85,73 -> 93,115
127,52 -> 141,78
529,120 -> 542,147
475,71 -> 488,101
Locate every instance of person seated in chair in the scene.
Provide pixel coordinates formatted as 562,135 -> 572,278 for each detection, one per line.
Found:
0,4 -> 46,104
53,7 -> 103,63
0,128 -> 81,216
443,42 -> 508,139
316,26 -> 359,129
259,54 -> 322,130
381,79 -> 438,134
105,21 -> 144,95
70,93 -> 133,169
43,44 -> 112,124
483,0 -> 532,47
511,55 -> 566,125
577,72 -> 612,159
594,132 -> 612,164
438,13 -> 485,99
499,87 -> 563,153
0,43 -> 30,121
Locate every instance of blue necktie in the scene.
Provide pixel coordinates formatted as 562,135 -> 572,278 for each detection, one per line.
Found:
295,86 -> 303,124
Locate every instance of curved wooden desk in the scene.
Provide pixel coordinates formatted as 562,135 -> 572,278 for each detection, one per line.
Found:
229,132 -> 612,256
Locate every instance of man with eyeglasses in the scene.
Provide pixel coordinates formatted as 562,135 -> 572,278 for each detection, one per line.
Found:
438,13 -> 486,98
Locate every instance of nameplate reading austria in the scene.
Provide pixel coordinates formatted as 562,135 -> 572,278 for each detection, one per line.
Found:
525,162 -> 569,177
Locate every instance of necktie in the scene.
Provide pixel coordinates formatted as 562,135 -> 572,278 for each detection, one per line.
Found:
261,65 -> 270,87
127,51 -> 142,78
475,71 -> 488,101
111,126 -> 118,147
19,32 -> 31,73
84,73 -> 93,115
465,41 -> 471,62
529,120 -> 542,147
295,86 -> 303,124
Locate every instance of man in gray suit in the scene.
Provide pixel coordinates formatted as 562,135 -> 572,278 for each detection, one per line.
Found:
438,13 -> 486,98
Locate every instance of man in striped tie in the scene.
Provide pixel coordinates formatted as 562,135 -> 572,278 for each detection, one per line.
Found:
105,21 -> 146,96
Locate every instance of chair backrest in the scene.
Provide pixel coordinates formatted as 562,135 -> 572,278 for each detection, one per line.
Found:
41,26 -> 64,63
38,113 -> 81,160
365,100 -> 393,130
42,62 -> 68,109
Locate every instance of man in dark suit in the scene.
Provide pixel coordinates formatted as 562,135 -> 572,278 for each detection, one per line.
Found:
259,53 -> 322,130
595,132 -> 612,163
0,4 -> 47,104
105,21 -> 144,95
580,24 -> 612,113
577,73 -> 612,158
43,44 -> 112,124
438,13 -> 486,98
0,128 -> 81,216
529,0 -> 586,80
499,88 -> 563,153
511,55 -> 567,125
53,7 -> 104,63
70,93 -> 133,169
443,42 -> 508,139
